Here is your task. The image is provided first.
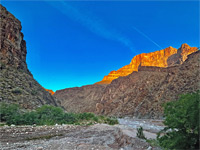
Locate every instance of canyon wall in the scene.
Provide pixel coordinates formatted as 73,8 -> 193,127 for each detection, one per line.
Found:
0,5 -> 60,109
96,51 -> 199,118
55,45 -> 199,118
96,44 -> 197,84
54,84 -> 106,113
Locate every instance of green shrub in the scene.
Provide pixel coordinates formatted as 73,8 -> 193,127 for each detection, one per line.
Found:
77,112 -> 95,120
99,115 -> 105,120
0,62 -> 6,69
36,105 -> 65,125
21,111 -> 39,125
0,103 -> 119,126
137,126 -> 146,139
7,114 -> 23,125
11,88 -> 22,94
63,113 -> 78,124
157,91 -> 199,149
0,103 -> 20,122
105,117 -> 119,125
0,123 -> 5,126
92,116 -> 99,122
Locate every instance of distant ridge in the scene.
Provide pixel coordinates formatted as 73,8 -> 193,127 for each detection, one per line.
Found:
96,43 -> 197,84
54,44 -> 199,118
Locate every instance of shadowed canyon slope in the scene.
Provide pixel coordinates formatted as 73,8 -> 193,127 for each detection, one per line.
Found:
55,45 -> 199,118
54,84 -> 107,113
0,5 -> 60,109
96,44 -> 197,84
96,51 -> 199,118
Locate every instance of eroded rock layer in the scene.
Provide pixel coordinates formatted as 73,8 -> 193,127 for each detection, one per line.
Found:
96,51 -> 199,118
54,84 -> 106,113
0,5 -> 59,109
96,44 -> 197,84
54,45 -> 198,117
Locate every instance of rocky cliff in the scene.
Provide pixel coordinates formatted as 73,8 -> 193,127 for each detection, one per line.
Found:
96,51 -> 199,118
96,44 -> 197,84
0,5 -> 59,109
45,89 -> 55,95
55,45 -> 199,117
54,84 -> 106,113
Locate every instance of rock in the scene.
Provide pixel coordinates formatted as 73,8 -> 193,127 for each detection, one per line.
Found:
0,4 -> 60,109
10,124 -> 15,127
0,124 -> 151,150
54,84 -> 106,113
96,44 -> 197,84
54,44 -> 198,118
44,89 -> 55,95
97,51 -> 200,118
147,146 -> 152,150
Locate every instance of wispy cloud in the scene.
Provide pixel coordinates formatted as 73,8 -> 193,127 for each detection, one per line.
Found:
132,26 -> 163,50
47,1 -> 134,51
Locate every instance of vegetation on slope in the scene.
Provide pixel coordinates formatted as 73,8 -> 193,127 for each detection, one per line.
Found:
0,104 -> 118,126
157,91 -> 199,149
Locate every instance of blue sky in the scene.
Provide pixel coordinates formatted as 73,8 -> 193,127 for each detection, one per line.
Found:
1,1 -> 199,91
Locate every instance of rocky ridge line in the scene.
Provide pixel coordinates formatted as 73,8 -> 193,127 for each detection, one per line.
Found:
0,4 -> 60,109
54,45 -> 199,118
96,44 -> 197,84
96,50 -> 199,118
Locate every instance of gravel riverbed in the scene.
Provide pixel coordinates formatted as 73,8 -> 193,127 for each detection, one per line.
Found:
0,119 -> 163,150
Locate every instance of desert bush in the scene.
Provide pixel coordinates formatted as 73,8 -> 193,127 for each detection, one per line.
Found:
0,103 -> 118,126
21,111 -> 39,125
137,126 -> 146,139
63,113 -> 78,124
92,116 -> 99,122
0,103 -> 20,122
36,105 -> 65,125
77,112 -> 95,120
105,117 -> 119,125
157,91 -> 199,149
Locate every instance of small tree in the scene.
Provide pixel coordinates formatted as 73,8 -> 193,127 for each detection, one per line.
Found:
157,91 -> 199,149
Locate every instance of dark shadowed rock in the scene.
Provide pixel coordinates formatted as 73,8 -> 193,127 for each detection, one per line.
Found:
0,4 -> 60,109
54,84 -> 106,113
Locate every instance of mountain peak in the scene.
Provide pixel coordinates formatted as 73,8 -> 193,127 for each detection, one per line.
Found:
96,44 -> 198,84
181,43 -> 190,48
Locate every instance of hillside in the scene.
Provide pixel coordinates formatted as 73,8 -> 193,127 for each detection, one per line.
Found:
54,84 -> 106,113
55,45 -> 199,118
96,51 -> 199,118
0,5 -> 60,109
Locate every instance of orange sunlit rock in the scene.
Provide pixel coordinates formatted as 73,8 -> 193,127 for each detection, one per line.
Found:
96,44 -> 198,84
45,89 -> 55,95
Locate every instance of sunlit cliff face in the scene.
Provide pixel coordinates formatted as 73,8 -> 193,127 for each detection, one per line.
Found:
96,44 -> 198,84
45,89 -> 55,95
